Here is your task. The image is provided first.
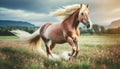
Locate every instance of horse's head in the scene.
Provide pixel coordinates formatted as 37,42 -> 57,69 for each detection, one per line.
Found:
78,4 -> 92,29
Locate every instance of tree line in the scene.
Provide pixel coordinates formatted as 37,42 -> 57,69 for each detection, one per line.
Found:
0,24 -> 120,36
0,26 -> 38,36
80,24 -> 120,34
105,27 -> 120,34
80,24 -> 105,34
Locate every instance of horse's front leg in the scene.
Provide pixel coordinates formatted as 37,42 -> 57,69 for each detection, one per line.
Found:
73,37 -> 79,57
66,36 -> 77,58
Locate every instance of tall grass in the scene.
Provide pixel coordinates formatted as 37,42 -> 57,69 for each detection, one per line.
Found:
0,47 -> 92,69
0,36 -> 18,40
0,34 -> 120,69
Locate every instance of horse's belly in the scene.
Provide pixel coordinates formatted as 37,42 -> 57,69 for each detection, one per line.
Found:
44,24 -> 66,43
51,35 -> 66,43
48,31 -> 66,43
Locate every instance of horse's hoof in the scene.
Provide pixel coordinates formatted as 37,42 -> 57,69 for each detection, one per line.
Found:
69,56 -> 74,60
68,53 -> 72,56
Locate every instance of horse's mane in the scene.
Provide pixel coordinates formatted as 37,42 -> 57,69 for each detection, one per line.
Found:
51,4 -> 86,20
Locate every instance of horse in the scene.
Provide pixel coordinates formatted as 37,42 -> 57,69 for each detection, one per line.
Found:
11,4 -> 92,59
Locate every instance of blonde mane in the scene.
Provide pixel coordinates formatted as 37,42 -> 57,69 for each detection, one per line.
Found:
51,4 -> 87,20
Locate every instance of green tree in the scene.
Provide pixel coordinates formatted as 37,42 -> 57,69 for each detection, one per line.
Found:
92,24 -> 100,34
100,26 -> 105,33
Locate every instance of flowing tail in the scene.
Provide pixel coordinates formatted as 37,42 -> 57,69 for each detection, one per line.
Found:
10,28 -> 46,57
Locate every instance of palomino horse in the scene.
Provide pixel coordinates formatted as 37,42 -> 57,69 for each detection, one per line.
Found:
12,4 -> 92,59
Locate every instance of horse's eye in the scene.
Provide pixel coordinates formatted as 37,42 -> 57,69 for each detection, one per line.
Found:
81,13 -> 84,16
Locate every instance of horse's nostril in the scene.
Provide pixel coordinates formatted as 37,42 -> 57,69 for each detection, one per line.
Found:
87,24 -> 90,28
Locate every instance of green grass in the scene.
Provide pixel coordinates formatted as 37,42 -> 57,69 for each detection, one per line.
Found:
0,47 -> 91,69
0,36 -> 18,39
0,34 -> 120,69
0,47 -> 43,69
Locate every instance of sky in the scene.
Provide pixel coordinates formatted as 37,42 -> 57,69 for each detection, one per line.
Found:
0,0 -> 120,26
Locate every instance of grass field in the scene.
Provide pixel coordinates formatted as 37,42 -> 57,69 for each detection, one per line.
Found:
0,34 -> 120,69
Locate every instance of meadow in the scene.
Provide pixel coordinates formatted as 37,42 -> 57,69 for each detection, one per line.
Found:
0,34 -> 120,69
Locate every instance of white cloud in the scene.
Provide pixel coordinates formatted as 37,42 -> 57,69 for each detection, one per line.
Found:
0,0 -> 120,27
89,1 -> 120,26
0,7 -> 47,18
0,7 -> 51,26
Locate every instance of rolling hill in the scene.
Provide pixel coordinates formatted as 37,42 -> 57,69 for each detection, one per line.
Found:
108,19 -> 120,28
0,20 -> 35,27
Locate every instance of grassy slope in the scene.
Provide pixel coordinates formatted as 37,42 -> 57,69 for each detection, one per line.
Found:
0,34 -> 120,69
0,36 -> 18,39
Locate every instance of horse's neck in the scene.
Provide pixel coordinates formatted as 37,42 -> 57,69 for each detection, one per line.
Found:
62,9 -> 80,29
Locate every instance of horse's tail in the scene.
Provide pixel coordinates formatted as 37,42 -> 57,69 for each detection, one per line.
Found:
10,28 -> 46,57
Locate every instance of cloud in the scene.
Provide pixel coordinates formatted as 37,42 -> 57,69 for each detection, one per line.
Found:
89,0 -> 120,26
1,8 -> 47,19
0,0 -> 120,26
0,0 -> 95,13
0,7 -> 58,26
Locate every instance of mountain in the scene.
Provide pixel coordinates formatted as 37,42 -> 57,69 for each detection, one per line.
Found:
108,19 -> 120,28
0,20 -> 35,27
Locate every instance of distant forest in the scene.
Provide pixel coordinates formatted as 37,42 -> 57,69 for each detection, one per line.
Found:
0,26 -> 37,36
0,24 -> 120,36
81,24 -> 120,34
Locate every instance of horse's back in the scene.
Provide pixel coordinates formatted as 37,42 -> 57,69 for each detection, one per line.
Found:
40,23 -> 66,43
40,23 -> 52,36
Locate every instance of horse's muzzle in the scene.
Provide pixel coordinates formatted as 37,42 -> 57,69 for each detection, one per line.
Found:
83,21 -> 90,29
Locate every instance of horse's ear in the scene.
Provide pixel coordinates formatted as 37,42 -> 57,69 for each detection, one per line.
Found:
86,4 -> 89,8
80,4 -> 82,8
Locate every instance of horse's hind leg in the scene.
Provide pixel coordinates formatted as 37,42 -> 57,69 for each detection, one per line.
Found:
50,42 -> 56,51
45,42 -> 51,57
42,38 -> 53,57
